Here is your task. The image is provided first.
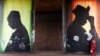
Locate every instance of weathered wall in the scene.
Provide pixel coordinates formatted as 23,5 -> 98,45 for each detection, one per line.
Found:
35,12 -> 62,51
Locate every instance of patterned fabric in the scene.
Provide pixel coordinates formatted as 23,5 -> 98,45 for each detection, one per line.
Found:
5,27 -> 30,52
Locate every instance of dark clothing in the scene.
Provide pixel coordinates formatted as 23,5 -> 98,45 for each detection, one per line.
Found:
5,26 -> 30,52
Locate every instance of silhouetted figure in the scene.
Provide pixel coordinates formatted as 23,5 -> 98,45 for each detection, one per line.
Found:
66,5 -> 97,53
5,11 -> 30,52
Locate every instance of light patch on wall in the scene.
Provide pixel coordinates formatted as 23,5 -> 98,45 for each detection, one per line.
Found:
82,20 -> 91,33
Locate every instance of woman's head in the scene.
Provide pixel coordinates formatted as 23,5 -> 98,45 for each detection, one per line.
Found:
8,11 -> 22,29
72,5 -> 90,26
72,5 -> 90,18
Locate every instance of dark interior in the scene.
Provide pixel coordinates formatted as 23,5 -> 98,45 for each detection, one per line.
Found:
35,0 -> 63,51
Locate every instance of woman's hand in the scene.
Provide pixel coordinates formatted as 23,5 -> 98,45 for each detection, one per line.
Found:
88,16 -> 94,24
